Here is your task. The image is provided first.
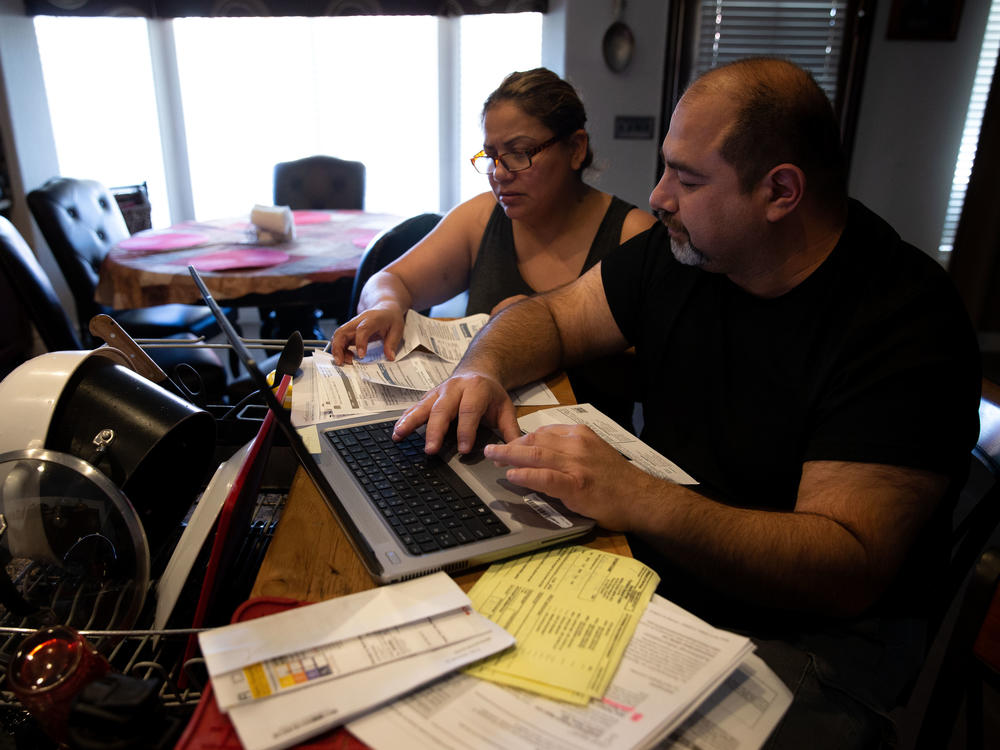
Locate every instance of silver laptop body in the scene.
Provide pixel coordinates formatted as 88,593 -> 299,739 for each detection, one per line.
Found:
188,266 -> 595,584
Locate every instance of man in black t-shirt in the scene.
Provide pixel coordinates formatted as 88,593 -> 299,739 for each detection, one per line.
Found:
393,58 -> 981,748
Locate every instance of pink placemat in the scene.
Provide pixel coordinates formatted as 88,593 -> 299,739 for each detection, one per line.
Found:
350,228 -> 381,248
187,248 -> 290,272
119,231 -> 208,251
292,210 -> 333,225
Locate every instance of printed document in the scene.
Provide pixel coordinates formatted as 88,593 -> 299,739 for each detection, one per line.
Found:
463,545 -> 660,704
199,571 -> 483,678
228,622 -> 512,750
352,349 -> 460,392
211,606 -> 497,711
349,595 -> 786,750
518,403 -> 698,484
290,310 -> 488,425
291,339 -> 557,428
198,572 -> 515,750
392,309 -> 488,362
658,653 -> 792,750
292,352 -> 422,425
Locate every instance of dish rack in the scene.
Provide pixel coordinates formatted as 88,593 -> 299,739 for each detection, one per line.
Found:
0,489 -> 288,734
0,336 -> 316,739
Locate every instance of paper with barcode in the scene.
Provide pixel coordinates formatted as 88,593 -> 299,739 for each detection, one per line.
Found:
211,606 -> 496,711
200,572 -> 516,750
228,620 -> 513,750
517,403 -> 699,485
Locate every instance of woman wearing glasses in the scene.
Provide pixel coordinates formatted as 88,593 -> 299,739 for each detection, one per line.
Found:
331,68 -> 655,427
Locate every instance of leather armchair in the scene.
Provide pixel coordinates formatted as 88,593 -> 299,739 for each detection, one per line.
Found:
26,177 -> 229,346
0,215 -> 78,354
1,214 -> 227,400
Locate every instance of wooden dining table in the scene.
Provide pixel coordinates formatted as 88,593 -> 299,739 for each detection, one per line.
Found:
95,209 -> 404,313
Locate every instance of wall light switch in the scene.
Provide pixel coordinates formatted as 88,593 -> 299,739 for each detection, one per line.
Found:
614,116 -> 655,140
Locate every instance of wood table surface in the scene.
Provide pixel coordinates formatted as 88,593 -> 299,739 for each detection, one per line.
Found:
95,210 -> 403,309
251,372 -> 632,602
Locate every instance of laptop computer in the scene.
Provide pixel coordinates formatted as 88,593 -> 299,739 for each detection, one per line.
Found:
188,266 -> 595,584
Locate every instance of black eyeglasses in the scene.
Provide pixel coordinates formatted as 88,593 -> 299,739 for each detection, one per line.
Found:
470,135 -> 561,175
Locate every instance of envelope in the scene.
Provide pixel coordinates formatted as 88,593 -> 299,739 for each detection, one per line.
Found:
198,571 -> 472,676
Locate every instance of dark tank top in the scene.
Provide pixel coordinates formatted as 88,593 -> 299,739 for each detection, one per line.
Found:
465,195 -> 635,314
465,195 -> 640,431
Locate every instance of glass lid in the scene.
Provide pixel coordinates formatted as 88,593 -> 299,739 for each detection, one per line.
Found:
0,449 -> 150,633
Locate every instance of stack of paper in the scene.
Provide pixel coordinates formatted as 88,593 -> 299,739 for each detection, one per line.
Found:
292,311 -> 557,427
463,545 -> 661,704
349,594 -> 789,750
518,403 -> 699,485
197,572 -> 514,750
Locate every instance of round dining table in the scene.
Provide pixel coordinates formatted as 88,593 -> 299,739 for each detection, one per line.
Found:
95,210 -> 404,318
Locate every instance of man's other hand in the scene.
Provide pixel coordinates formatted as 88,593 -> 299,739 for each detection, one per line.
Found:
484,424 -> 660,531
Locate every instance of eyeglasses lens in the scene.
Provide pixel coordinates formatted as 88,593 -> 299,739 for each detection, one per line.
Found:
472,153 -> 532,174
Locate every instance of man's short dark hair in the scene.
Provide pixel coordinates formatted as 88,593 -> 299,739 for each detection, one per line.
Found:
688,58 -> 848,210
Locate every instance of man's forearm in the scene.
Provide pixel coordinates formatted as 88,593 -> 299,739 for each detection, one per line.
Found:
631,484 -> 877,616
455,297 -> 565,390
624,460 -> 945,617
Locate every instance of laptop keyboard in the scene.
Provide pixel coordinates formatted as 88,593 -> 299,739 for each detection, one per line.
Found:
325,421 -> 510,556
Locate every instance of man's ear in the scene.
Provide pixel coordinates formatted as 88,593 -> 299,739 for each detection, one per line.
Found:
568,129 -> 589,171
761,163 -> 804,221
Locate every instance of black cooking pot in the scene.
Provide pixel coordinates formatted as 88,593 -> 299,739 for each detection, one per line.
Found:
45,356 -> 216,553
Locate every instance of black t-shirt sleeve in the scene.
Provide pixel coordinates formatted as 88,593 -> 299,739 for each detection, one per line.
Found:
601,224 -> 666,346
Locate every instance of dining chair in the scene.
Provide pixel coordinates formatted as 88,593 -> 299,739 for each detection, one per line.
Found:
273,155 -> 365,211
270,155 -> 367,330
348,213 -> 443,319
25,177 -> 236,349
109,181 -> 152,235
0,221 -> 37,379
0,215 -> 79,356
0,214 -> 228,402
909,379 -> 1000,748
913,546 -> 1000,749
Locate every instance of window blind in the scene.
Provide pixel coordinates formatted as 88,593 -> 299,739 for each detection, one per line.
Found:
940,0 -> 1000,254
692,0 -> 849,103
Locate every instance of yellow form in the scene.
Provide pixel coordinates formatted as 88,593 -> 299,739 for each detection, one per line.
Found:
465,545 -> 659,704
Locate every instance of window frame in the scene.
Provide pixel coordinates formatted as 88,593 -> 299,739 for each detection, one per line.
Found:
660,0 -> 876,171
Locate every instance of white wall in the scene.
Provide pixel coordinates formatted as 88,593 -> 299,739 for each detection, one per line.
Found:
849,0 -> 993,253
544,0 -> 670,211
0,0 -> 71,314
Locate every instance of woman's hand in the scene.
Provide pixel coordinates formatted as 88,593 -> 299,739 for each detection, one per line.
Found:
329,304 -> 406,364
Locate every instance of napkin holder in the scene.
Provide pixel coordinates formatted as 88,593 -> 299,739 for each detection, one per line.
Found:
250,204 -> 295,244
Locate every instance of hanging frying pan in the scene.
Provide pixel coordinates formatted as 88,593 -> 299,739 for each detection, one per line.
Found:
603,0 -> 635,73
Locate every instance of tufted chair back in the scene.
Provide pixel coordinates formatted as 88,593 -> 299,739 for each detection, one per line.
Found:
348,213 -> 442,319
0,215 -> 82,353
273,155 -> 366,210
27,177 -> 129,331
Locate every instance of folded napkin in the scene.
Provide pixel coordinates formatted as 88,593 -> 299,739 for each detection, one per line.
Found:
250,204 -> 296,244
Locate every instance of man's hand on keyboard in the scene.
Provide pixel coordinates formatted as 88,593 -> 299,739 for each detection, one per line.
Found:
484,423 -> 662,532
393,370 -> 520,455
